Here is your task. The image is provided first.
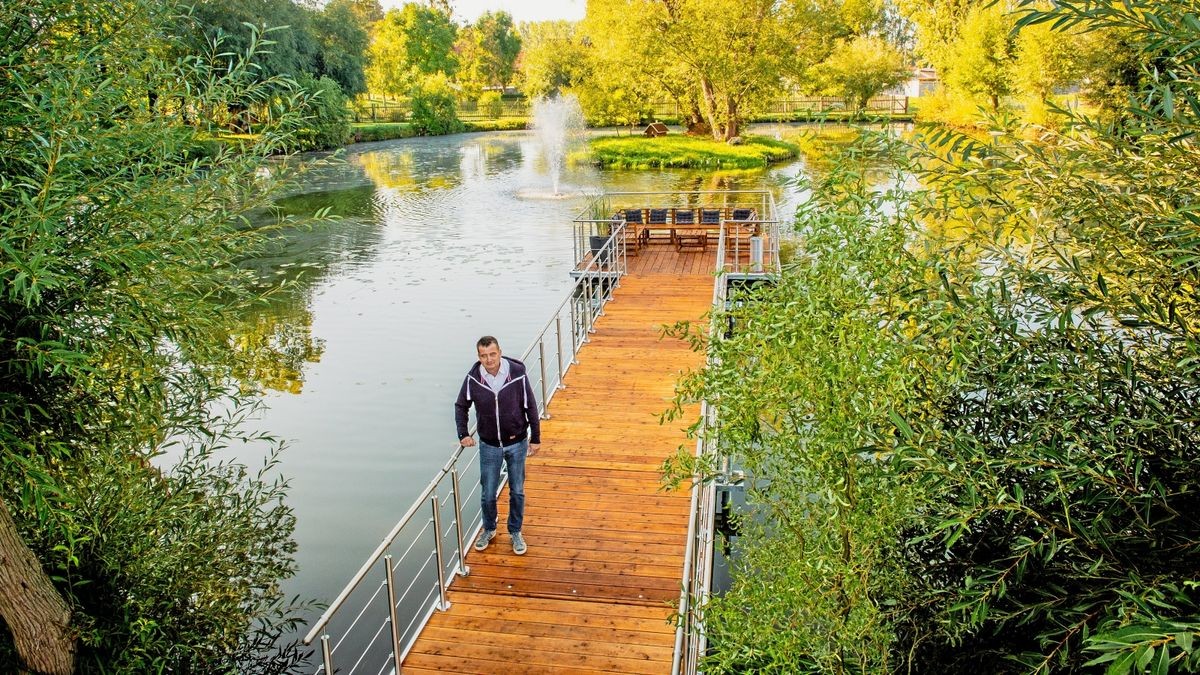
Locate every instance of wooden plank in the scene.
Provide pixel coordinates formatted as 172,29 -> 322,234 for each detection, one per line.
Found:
437,614 -> 672,646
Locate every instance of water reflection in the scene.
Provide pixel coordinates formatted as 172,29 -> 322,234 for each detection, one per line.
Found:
245,126 -> 827,614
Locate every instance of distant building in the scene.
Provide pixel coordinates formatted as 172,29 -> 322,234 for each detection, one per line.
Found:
885,67 -> 939,98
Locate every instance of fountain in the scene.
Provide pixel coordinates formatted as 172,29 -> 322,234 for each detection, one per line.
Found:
519,94 -> 586,199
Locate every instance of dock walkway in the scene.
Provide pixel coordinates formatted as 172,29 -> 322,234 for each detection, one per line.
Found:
402,250 -> 714,673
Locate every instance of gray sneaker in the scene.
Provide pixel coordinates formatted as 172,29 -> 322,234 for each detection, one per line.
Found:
474,529 -> 496,551
511,531 -> 527,556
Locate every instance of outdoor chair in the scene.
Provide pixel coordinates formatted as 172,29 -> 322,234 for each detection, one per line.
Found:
620,208 -> 649,249
645,208 -> 673,245
673,208 -> 706,251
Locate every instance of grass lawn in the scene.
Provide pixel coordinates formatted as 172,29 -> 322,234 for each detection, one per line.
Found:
589,134 -> 799,169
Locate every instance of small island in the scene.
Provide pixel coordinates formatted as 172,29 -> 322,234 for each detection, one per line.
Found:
589,133 -> 799,169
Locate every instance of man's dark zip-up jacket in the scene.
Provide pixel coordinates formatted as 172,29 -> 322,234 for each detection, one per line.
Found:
454,356 -> 541,447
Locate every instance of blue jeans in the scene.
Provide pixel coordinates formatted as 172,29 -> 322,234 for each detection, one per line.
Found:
479,439 -> 526,534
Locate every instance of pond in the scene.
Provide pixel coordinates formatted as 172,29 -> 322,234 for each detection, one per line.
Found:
242,125 -> 846,615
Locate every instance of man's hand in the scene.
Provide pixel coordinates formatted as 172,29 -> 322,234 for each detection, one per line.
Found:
460,437 -> 475,447
528,443 -> 540,456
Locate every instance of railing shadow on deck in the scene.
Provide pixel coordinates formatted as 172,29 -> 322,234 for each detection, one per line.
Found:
299,225 -> 632,675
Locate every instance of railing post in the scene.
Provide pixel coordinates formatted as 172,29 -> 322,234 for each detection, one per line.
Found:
593,276 -> 604,319
320,634 -> 333,675
430,496 -> 450,611
583,286 -> 594,340
450,469 -> 469,577
569,298 -> 581,359
555,315 -> 565,386
620,225 -> 628,278
384,554 -> 403,674
538,338 -> 549,418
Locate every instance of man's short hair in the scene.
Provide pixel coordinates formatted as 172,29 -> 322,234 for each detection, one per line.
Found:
477,335 -> 499,350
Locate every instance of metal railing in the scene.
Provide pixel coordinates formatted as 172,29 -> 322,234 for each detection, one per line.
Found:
302,191 -> 780,675
669,191 -> 780,674
576,190 -> 781,277
301,224 -> 631,675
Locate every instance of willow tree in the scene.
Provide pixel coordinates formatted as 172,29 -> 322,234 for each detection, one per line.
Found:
1,0 -> 315,671
585,0 -> 831,139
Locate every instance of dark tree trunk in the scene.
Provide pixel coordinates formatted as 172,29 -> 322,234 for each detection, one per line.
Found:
685,101 -> 709,136
724,95 -> 739,140
0,499 -> 75,675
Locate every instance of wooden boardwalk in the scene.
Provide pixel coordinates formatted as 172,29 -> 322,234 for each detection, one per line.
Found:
403,244 -> 715,674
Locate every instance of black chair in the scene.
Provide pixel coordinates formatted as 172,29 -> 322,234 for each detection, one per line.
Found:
620,208 -> 648,249
645,208 -> 673,245
674,209 -> 706,251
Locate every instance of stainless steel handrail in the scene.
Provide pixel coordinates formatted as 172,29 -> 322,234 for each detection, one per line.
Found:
670,191 -> 781,674
671,243 -> 729,675
302,223 -> 632,674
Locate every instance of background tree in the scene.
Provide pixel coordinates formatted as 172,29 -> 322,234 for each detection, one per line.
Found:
813,35 -> 910,115
1,0 -> 316,670
648,0 -> 799,139
582,0 -> 854,139
366,3 -> 458,97
894,0 -> 972,77
941,4 -> 1016,110
312,0 -> 371,96
182,0 -> 320,83
517,20 -> 591,99
348,0 -> 385,22
461,11 -> 521,90
1070,25 -> 1147,122
578,0 -> 664,128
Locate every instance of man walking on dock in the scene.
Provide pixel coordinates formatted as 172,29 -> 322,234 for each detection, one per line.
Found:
455,336 -> 541,556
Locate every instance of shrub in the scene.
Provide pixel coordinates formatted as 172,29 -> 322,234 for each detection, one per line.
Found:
292,73 -> 351,151
409,74 -> 463,136
479,90 -> 504,119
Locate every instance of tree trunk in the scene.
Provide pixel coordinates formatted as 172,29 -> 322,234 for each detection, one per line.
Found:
698,76 -> 721,141
0,499 -> 75,675
724,95 -> 739,141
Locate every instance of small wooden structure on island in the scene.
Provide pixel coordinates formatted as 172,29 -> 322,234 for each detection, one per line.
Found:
303,191 -> 781,675
643,121 -> 669,137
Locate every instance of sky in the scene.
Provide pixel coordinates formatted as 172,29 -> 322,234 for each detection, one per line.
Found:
379,0 -> 586,24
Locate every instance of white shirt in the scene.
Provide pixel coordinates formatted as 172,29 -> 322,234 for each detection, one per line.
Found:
481,358 -> 510,393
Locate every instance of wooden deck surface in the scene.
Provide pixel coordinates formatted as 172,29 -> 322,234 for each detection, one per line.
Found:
403,244 -> 715,674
